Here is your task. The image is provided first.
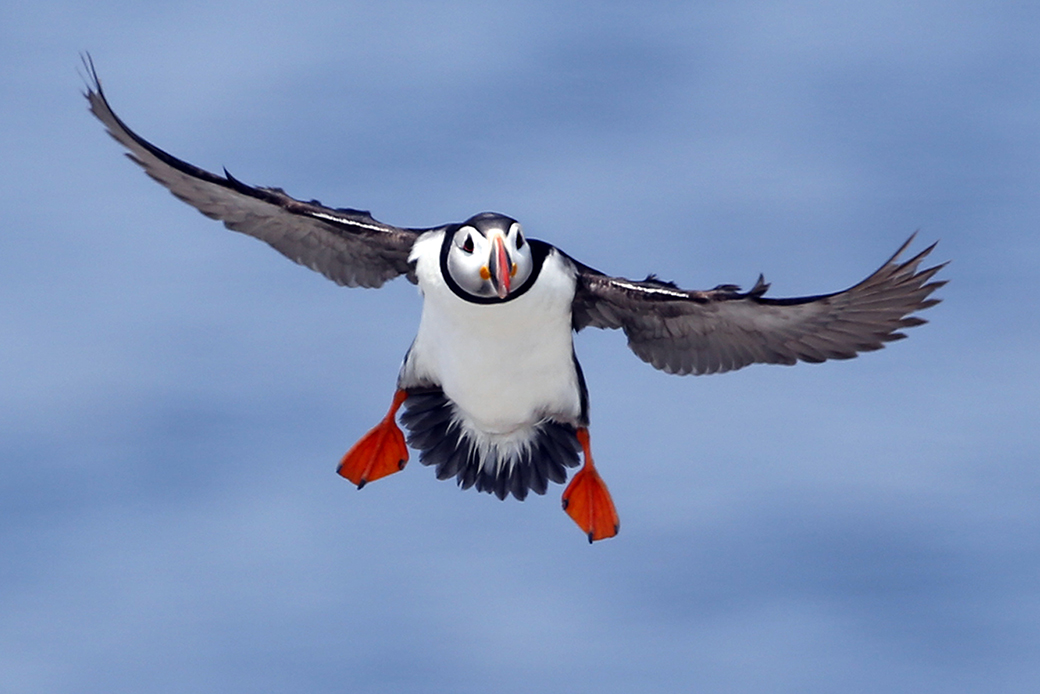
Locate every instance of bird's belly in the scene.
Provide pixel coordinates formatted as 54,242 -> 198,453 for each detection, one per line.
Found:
402,282 -> 581,435
441,324 -> 578,434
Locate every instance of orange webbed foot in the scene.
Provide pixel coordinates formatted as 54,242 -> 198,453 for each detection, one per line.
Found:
337,390 -> 409,489
561,428 -> 619,543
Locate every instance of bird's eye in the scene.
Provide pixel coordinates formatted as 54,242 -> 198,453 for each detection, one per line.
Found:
460,234 -> 474,254
516,230 -> 525,249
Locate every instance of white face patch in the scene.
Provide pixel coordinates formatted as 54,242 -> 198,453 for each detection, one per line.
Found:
446,225 -> 489,296
444,222 -> 533,300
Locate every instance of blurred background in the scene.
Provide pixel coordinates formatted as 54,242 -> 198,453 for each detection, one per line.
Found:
2,2 -> 1037,692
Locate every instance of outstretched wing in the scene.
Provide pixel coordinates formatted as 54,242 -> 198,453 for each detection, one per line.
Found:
571,236 -> 947,375
83,57 -> 423,288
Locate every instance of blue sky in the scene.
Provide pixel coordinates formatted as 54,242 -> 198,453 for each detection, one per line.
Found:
2,1 -> 1038,692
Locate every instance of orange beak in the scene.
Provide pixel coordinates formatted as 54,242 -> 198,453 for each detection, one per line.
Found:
489,234 -> 511,299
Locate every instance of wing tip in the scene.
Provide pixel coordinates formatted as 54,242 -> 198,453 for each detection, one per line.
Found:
79,51 -> 101,97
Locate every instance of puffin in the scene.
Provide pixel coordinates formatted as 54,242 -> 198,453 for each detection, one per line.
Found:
84,62 -> 946,542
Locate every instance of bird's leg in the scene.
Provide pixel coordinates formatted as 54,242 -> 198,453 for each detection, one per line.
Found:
337,389 -> 409,489
561,427 -> 620,543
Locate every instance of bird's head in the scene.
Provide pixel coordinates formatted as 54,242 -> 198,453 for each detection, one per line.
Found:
443,212 -> 533,301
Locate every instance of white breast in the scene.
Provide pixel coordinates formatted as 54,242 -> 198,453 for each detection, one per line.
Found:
400,233 -> 582,438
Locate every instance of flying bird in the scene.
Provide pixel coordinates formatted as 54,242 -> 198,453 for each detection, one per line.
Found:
84,61 -> 946,542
